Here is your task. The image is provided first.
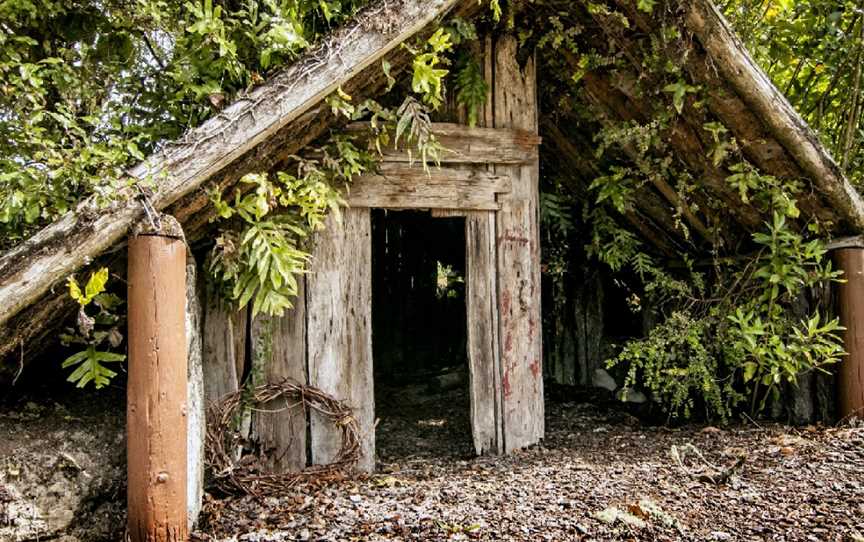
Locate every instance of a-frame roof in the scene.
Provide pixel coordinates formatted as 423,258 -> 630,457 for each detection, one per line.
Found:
0,0 -> 861,376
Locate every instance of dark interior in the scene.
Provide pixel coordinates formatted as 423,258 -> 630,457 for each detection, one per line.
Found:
371,209 -> 474,462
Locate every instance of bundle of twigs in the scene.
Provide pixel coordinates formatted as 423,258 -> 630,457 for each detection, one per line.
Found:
205,380 -> 360,496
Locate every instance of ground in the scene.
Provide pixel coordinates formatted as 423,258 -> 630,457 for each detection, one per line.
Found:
0,387 -> 126,541
194,385 -> 864,542
1,383 -> 862,541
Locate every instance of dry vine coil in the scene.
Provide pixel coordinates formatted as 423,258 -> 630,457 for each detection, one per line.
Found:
205,380 -> 361,496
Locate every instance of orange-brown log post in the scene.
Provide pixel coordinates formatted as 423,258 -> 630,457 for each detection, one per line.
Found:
835,247 -> 864,420
127,217 -> 188,542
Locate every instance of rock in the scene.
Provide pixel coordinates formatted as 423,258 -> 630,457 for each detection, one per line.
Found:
0,394 -> 126,542
617,388 -> 647,404
428,369 -> 467,393
592,369 -> 617,392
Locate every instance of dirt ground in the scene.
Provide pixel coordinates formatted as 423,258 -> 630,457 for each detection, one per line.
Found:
194,385 -> 864,542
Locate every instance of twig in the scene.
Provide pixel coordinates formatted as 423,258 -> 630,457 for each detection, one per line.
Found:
206,380 -> 361,497
12,341 -> 23,386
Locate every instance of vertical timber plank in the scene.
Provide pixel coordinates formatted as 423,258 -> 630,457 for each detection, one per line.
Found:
466,211 -> 503,455
307,209 -> 375,472
250,280 -> 308,473
492,35 -> 545,452
185,252 -> 205,529
201,294 -> 243,406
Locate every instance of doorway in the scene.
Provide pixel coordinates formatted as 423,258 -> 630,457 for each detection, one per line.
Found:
371,209 -> 474,462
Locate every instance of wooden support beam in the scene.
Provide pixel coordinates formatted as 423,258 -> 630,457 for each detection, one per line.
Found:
344,122 -> 541,164
127,220 -> 188,542
490,35 -> 545,453
347,163 -> 511,210
835,249 -> 864,419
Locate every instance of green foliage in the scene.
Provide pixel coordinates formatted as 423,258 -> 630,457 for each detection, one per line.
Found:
62,347 -> 125,390
207,145 -> 360,317
610,312 -> 738,421
61,268 -> 125,389
435,261 -> 464,299
604,162 -> 844,420
723,0 -> 864,184
394,97 -> 447,169
455,53 -> 489,127
0,0 -> 371,247
408,28 -> 453,109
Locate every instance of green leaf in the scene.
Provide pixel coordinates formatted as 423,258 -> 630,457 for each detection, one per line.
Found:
85,268 -> 109,303
637,0 -> 656,13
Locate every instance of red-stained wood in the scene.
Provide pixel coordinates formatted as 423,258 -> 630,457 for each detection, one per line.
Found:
127,230 -> 188,542
836,249 -> 864,419
490,35 -> 545,452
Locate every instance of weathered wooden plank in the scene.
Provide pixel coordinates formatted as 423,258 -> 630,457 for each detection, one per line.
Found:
344,122 -> 540,164
232,308 -> 249,384
465,211 -> 503,455
347,163 -> 511,211
491,35 -> 545,453
201,294 -> 243,407
307,209 -> 375,472
431,209 -> 469,218
250,281 -> 308,474
184,252 -> 205,529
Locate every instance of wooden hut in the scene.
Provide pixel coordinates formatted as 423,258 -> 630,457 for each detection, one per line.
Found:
1,0 -> 864,536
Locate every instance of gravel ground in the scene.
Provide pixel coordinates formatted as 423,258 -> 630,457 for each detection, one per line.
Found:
195,386 -> 864,542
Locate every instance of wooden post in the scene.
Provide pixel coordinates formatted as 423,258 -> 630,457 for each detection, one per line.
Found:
127,219 -> 188,542
836,248 -> 864,419
490,35 -> 545,452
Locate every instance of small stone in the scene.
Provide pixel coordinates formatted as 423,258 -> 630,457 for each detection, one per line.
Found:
349,494 -> 362,504
592,369 -> 617,391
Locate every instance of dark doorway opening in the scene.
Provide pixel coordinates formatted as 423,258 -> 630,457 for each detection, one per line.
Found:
371,209 -> 474,463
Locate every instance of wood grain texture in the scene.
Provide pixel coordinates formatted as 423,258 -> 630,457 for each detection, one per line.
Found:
307,209 -> 375,472
347,163 -> 511,211
250,280 -> 308,474
201,295 -> 243,407
491,35 -> 545,453
344,122 -> 540,165
835,249 -> 864,419
465,211 -> 503,455
127,234 -> 188,542
185,253 -> 205,529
